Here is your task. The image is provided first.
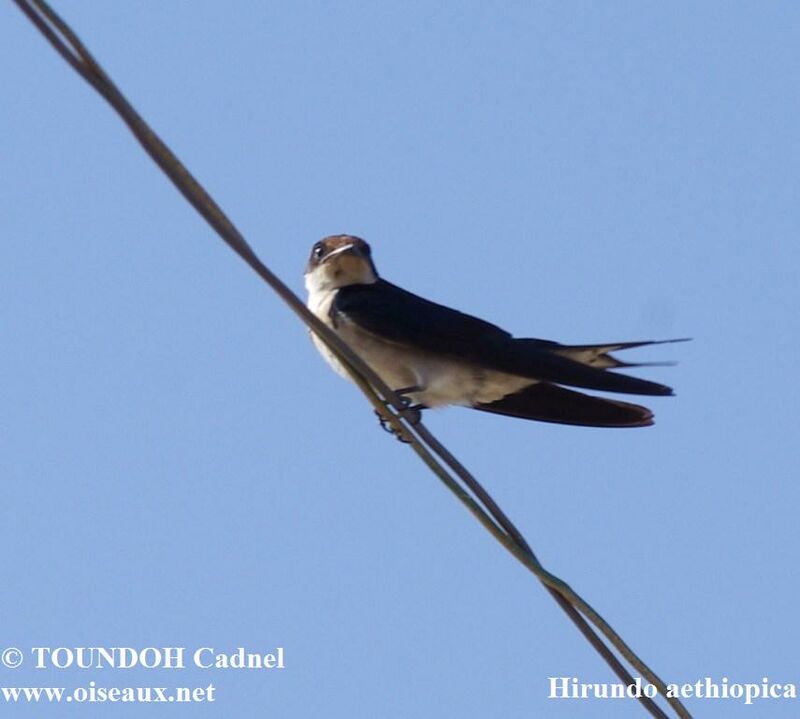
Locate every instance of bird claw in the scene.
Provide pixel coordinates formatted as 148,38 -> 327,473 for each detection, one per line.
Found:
375,409 -> 414,442
374,391 -> 423,443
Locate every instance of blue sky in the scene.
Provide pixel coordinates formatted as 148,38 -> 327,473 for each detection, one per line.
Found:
2,2 -> 798,717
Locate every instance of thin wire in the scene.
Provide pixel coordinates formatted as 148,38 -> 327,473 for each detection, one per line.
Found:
12,2 -> 690,717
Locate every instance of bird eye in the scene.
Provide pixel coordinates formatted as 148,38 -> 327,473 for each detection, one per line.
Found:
312,243 -> 325,260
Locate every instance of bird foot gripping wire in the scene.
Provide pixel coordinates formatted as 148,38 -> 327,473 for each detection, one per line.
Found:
375,386 -> 423,442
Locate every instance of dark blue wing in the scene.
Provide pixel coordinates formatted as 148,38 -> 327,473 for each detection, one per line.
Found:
334,280 -> 674,396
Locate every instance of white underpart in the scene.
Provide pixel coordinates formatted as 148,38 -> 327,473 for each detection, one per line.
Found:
306,284 -> 532,408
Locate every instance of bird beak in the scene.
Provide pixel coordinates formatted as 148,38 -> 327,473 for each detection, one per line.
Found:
323,242 -> 362,263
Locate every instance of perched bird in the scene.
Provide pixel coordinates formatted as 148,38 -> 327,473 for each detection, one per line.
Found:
304,235 -> 683,428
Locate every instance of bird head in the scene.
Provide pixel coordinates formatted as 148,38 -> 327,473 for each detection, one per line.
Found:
304,235 -> 378,294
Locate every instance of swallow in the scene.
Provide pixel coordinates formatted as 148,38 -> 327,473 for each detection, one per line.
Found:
304,235 -> 684,428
